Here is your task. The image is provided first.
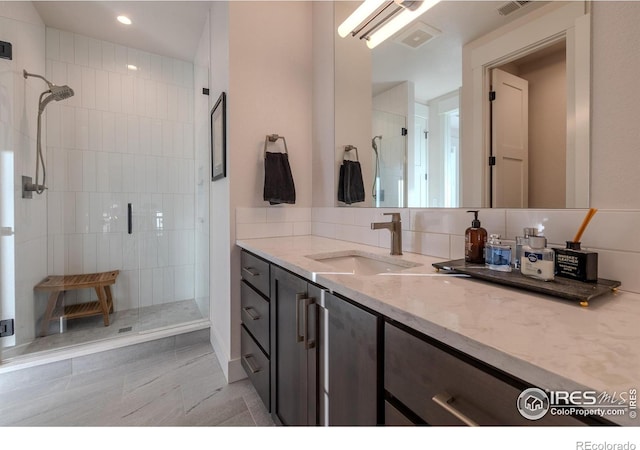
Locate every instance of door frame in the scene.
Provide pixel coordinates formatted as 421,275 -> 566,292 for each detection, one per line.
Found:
462,1 -> 590,208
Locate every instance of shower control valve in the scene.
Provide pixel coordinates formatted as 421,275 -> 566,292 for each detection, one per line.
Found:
22,175 -> 47,199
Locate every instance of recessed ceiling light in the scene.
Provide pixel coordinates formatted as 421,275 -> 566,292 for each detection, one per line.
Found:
127,64 -> 138,71
117,15 -> 132,25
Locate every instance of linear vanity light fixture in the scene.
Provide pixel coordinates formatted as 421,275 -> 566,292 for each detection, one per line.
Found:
338,0 -> 441,49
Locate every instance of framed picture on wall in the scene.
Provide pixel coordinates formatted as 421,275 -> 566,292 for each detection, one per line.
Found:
211,91 -> 227,181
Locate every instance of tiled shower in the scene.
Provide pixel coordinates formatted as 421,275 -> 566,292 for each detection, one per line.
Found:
44,28 -> 196,310
1,4 -> 209,362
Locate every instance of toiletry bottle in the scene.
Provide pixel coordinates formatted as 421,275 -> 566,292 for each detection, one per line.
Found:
514,227 -> 539,269
465,210 -> 487,264
485,234 -> 512,272
520,236 -> 555,281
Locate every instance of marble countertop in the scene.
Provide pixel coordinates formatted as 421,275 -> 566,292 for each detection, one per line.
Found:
236,236 -> 640,426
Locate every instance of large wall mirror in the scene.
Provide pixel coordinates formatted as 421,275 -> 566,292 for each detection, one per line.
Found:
334,0 -> 590,209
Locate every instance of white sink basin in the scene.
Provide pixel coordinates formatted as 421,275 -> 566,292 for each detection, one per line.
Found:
306,250 -> 422,276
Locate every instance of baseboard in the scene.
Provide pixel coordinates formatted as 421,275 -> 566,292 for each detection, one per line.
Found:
209,326 -> 248,383
228,356 -> 248,383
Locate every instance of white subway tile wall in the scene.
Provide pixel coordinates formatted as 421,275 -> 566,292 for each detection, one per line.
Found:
236,207 -> 640,295
45,28 -> 196,310
235,207 -> 312,240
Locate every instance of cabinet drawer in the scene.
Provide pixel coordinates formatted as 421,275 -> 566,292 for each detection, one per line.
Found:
241,325 -> 270,411
241,251 -> 270,297
385,323 -> 584,426
241,280 -> 270,355
384,401 -> 415,426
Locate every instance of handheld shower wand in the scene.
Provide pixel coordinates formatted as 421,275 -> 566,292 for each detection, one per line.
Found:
22,70 -> 75,196
372,135 -> 382,200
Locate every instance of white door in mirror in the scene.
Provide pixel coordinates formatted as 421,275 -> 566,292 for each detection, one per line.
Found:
491,68 -> 529,208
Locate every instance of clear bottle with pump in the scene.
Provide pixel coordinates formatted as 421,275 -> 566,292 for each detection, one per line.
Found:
485,234 -> 512,272
465,210 -> 487,264
514,227 -> 543,269
520,236 -> 555,281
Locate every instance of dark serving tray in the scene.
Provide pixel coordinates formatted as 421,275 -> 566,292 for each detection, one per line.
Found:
432,259 -> 621,307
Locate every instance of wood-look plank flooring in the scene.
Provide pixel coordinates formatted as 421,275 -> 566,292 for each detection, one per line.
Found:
0,340 -> 273,427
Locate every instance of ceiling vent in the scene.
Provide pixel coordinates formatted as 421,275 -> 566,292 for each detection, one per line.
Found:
393,21 -> 441,50
498,0 -> 532,16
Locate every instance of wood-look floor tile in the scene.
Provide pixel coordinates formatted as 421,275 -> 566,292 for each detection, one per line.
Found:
0,341 -> 274,427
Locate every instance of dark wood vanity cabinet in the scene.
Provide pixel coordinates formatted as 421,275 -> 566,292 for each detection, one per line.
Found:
270,265 -> 320,426
384,322 -> 587,426
239,251 -> 271,411
322,292 -> 379,425
240,251 -> 380,426
269,265 -> 380,426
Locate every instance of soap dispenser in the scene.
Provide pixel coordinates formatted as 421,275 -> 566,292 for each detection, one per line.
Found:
465,210 -> 487,264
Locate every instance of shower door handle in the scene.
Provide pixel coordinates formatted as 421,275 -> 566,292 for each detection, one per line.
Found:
128,203 -> 132,234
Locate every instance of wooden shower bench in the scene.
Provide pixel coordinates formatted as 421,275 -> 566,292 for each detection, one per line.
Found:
34,270 -> 119,337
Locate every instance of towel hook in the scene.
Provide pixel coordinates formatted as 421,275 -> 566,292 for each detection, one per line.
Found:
264,134 -> 288,158
344,144 -> 359,161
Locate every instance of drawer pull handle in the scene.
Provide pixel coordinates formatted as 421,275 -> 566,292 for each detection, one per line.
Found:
242,354 -> 261,374
295,293 -> 306,343
304,297 -> 316,350
242,306 -> 260,321
242,267 -> 260,277
432,393 -> 479,427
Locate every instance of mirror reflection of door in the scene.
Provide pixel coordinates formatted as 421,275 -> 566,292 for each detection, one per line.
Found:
490,40 -> 567,208
411,105 -> 429,208
491,68 -> 529,208
371,110 -> 407,208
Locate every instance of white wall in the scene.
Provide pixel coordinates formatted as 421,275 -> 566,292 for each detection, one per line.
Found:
43,28 -> 196,322
590,1 -> 640,209
207,0 -> 233,380
0,1 -> 47,348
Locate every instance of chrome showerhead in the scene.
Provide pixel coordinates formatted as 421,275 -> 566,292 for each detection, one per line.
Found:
23,69 -> 75,112
49,84 -> 74,101
372,135 -> 382,154
21,69 -> 76,196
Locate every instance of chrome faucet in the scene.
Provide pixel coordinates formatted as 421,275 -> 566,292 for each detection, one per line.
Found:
371,212 -> 403,255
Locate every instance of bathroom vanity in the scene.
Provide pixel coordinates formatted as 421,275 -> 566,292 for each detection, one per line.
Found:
237,236 -> 640,427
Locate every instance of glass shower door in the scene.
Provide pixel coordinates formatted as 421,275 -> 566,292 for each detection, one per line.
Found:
372,109 -> 407,208
0,61 -> 13,361
0,131 -> 14,362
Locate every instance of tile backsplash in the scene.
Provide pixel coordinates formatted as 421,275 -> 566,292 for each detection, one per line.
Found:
236,207 -> 312,239
237,206 -> 640,295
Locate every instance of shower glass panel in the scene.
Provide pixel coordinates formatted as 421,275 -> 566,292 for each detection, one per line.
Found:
371,110 -> 407,208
